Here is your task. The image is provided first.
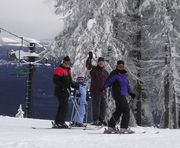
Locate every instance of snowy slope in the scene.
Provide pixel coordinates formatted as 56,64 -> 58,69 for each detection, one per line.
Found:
0,116 -> 180,148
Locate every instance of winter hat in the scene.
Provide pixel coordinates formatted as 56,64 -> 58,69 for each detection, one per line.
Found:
117,60 -> 124,65
98,57 -> 105,62
63,56 -> 71,62
78,72 -> 85,78
77,73 -> 85,82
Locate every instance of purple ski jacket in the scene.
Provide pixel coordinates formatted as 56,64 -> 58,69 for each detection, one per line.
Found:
104,74 -> 131,97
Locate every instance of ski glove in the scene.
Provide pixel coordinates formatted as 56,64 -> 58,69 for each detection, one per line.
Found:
88,51 -> 93,59
129,92 -> 136,99
86,93 -> 89,101
99,87 -> 105,92
76,93 -> 81,98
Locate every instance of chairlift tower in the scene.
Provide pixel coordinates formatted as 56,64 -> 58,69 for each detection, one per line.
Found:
25,43 -> 39,118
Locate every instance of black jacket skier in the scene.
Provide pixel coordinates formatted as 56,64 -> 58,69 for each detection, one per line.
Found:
53,56 -> 73,128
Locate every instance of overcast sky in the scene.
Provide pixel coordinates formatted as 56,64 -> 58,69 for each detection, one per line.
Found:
0,0 -> 64,40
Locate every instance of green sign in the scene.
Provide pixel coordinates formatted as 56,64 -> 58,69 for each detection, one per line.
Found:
13,66 -> 28,76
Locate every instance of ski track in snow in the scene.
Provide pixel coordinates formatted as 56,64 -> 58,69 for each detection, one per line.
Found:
0,116 -> 180,148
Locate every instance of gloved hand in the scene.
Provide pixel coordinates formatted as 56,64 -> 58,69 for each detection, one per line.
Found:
88,51 -> 93,59
86,93 -> 89,101
73,82 -> 79,89
76,93 -> 81,98
129,92 -> 136,99
99,87 -> 105,92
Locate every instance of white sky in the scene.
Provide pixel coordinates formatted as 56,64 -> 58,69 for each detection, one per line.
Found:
0,0 -> 64,40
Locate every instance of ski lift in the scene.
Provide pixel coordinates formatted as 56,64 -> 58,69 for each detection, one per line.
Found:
1,27 -> 52,118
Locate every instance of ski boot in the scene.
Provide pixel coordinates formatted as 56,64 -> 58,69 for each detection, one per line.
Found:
70,122 -> 87,128
52,121 -> 69,129
100,120 -> 107,126
61,123 -> 70,129
104,127 -> 120,134
91,121 -> 102,126
119,128 -> 135,134
75,122 -> 87,127
70,122 -> 76,127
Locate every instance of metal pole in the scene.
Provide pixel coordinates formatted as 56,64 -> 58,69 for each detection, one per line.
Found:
18,37 -> 23,67
25,43 -> 36,118
25,63 -> 34,118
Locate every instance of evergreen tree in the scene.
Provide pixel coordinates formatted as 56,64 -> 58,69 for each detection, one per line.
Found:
50,0 -> 180,128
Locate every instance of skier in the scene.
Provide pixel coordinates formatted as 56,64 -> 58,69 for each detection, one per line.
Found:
86,52 -> 109,126
71,74 -> 89,127
101,60 -> 136,134
53,56 -> 74,128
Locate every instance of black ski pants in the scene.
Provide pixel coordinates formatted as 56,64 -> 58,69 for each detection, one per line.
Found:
55,94 -> 69,124
91,94 -> 106,122
108,96 -> 130,128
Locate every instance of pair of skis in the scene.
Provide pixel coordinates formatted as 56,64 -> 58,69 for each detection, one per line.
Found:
32,121 -> 104,130
103,128 -> 144,134
31,126 -> 160,135
32,126 -> 104,130
51,121 -> 104,130
103,129 -> 160,135
32,121 -> 160,135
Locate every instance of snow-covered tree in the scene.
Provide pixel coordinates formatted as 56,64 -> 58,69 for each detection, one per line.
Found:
139,0 -> 180,128
50,0 -> 180,128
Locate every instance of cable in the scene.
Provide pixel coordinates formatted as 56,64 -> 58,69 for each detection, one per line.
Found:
0,26 -> 51,54
0,26 -> 53,64
0,27 -> 31,44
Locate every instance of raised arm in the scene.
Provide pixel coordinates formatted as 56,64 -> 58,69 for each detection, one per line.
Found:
86,52 -> 93,70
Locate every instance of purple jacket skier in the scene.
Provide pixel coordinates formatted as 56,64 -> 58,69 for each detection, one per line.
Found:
102,60 -> 136,134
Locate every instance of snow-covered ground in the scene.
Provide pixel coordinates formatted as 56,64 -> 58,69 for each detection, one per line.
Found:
0,116 -> 180,148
